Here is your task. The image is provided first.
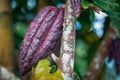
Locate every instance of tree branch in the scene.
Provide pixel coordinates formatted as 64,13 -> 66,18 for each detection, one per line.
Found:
84,28 -> 116,80
58,0 -> 76,79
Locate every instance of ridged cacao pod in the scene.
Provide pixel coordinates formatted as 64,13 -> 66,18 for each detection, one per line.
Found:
19,6 -> 64,75
109,38 -> 120,72
71,0 -> 82,17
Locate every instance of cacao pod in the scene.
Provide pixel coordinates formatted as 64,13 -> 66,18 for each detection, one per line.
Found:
71,0 -> 82,17
19,6 -> 64,75
109,38 -> 120,72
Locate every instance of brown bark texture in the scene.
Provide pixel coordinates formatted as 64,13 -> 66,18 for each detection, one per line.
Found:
0,0 -> 14,72
84,28 -> 116,80
58,0 -> 76,80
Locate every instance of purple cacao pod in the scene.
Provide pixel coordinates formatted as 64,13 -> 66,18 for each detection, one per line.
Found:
19,6 -> 64,75
109,38 -> 120,72
71,0 -> 82,17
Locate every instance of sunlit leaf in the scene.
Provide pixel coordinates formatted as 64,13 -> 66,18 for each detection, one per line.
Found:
35,59 -> 63,80
89,10 -> 95,31
82,0 -> 93,9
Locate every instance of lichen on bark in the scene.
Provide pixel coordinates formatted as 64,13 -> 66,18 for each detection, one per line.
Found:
58,0 -> 81,79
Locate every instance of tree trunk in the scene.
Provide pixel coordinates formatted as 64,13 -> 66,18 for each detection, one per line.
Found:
0,0 -> 14,72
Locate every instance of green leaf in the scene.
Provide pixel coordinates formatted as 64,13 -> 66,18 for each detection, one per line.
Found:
92,0 -> 120,20
49,65 -> 57,74
77,10 -> 91,32
104,11 -> 120,20
82,0 -> 94,9
89,10 -> 95,31
52,0 -> 63,5
116,0 -> 120,5
93,0 -> 119,11
110,19 -> 120,38
74,66 -> 83,80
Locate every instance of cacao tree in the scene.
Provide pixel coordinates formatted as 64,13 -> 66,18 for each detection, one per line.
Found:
18,0 -> 120,80
0,0 -> 120,80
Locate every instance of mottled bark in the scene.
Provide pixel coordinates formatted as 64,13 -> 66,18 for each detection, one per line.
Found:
58,0 -> 76,80
84,28 -> 116,80
51,0 -> 81,79
0,0 -> 14,72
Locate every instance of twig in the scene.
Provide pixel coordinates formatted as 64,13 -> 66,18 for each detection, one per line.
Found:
89,6 -> 101,13
51,53 -> 59,64
84,28 -> 116,80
